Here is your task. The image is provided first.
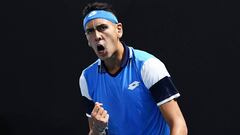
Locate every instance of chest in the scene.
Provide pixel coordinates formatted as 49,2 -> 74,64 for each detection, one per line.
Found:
90,63 -> 152,109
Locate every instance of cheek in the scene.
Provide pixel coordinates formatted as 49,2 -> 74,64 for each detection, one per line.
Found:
86,36 -> 91,42
86,37 -> 93,46
106,32 -> 118,41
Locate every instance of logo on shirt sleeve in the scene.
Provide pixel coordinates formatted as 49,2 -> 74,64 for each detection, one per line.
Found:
128,81 -> 140,90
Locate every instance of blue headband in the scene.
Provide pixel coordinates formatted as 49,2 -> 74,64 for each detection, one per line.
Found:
83,10 -> 118,31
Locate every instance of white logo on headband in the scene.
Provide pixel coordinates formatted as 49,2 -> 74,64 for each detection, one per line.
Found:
88,11 -> 97,17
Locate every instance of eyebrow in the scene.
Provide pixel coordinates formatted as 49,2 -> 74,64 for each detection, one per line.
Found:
85,27 -> 94,33
85,24 -> 107,32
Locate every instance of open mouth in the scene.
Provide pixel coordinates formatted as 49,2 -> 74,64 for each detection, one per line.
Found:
97,44 -> 105,52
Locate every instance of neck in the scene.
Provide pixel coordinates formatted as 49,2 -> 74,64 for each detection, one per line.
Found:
104,41 -> 124,74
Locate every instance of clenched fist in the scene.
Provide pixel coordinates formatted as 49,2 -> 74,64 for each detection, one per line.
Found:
91,102 -> 109,133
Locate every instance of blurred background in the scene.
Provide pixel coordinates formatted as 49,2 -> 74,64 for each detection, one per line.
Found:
0,0 -> 239,134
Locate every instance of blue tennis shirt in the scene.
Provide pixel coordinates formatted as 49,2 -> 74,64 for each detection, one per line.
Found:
80,44 -> 180,135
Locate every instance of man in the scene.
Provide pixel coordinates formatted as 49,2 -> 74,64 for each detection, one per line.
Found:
79,2 -> 187,135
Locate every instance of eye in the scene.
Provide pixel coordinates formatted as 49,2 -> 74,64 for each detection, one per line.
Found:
85,28 -> 94,35
96,25 -> 108,32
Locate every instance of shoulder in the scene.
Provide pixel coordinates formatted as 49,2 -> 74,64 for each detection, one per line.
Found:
130,47 -> 164,69
131,48 -> 155,62
129,47 -> 170,89
81,59 -> 99,76
79,60 -> 99,99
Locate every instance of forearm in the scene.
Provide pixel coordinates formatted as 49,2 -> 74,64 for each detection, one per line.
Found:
89,123 -> 107,135
159,100 -> 188,135
170,128 -> 187,135
169,120 -> 188,135
89,129 -> 106,135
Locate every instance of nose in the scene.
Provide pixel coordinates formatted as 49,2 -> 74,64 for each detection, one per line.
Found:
94,30 -> 102,42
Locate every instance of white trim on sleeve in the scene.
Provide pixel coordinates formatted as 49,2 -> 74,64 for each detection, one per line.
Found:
157,93 -> 180,106
86,113 -> 91,118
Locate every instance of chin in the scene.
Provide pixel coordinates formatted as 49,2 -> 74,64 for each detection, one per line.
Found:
98,56 -> 107,61
98,55 -> 111,61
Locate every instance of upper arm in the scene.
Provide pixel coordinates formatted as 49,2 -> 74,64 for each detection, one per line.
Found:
159,100 -> 187,135
140,57 -> 187,134
159,100 -> 185,125
79,72 -> 91,100
80,72 -> 95,116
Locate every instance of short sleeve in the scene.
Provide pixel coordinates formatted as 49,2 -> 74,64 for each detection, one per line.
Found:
141,58 -> 180,106
79,72 -> 94,117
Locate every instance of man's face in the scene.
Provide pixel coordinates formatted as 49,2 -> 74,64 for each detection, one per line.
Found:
85,18 -> 123,60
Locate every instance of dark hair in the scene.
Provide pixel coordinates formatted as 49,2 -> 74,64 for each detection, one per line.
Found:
82,2 -> 117,19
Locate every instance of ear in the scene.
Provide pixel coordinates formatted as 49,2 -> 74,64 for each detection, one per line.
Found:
116,23 -> 123,38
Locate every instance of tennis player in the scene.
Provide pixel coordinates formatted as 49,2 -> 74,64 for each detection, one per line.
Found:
79,2 -> 188,135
